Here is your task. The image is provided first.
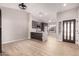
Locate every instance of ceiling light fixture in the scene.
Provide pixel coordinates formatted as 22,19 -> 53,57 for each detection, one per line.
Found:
19,3 -> 27,10
63,3 -> 67,7
48,20 -> 52,23
39,12 -> 43,17
39,14 -> 42,17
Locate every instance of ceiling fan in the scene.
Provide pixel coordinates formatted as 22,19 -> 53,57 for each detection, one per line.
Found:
19,3 -> 27,10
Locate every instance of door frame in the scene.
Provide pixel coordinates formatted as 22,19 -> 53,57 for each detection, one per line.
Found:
0,9 -> 2,53
63,19 -> 76,43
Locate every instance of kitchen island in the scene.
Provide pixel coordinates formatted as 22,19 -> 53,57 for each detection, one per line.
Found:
31,32 -> 48,41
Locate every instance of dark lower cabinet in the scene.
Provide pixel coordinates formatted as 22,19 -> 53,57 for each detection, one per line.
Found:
31,32 -> 42,41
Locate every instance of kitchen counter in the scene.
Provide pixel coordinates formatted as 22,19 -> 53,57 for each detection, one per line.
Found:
31,32 -> 48,41
31,32 -> 42,41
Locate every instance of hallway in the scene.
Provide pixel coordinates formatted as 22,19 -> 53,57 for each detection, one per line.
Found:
2,36 -> 79,56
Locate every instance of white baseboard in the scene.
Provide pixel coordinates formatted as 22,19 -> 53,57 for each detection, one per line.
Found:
75,41 -> 79,46
58,39 -> 62,42
2,38 -> 26,44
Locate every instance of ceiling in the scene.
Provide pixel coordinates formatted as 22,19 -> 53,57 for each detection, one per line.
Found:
0,3 -> 79,24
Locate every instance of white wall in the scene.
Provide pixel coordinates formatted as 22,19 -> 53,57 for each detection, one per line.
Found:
57,7 -> 79,45
28,14 -> 32,39
76,7 -> 79,45
1,6 -> 29,44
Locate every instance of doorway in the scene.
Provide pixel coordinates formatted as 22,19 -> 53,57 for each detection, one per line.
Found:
63,19 -> 75,43
0,9 -> 2,53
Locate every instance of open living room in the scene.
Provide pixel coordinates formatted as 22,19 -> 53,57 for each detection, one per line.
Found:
0,3 -> 79,56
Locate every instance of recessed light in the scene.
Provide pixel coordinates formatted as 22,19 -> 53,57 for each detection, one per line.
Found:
39,14 -> 43,17
39,12 -> 43,17
48,20 -> 52,23
63,3 -> 67,7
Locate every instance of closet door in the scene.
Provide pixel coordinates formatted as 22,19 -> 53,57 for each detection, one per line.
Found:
63,19 -> 75,43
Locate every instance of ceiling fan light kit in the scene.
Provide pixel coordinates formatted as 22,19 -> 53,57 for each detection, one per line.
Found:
19,3 -> 27,10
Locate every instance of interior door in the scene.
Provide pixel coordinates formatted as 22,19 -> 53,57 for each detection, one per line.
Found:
0,9 -> 2,53
63,19 -> 75,43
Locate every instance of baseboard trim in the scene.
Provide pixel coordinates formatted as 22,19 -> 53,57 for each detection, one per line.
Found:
75,42 -> 79,45
2,38 -> 26,44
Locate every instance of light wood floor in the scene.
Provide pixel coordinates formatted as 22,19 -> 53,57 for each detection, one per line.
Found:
2,36 -> 79,56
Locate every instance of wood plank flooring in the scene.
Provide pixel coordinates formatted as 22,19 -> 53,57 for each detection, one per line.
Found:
2,36 -> 79,56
